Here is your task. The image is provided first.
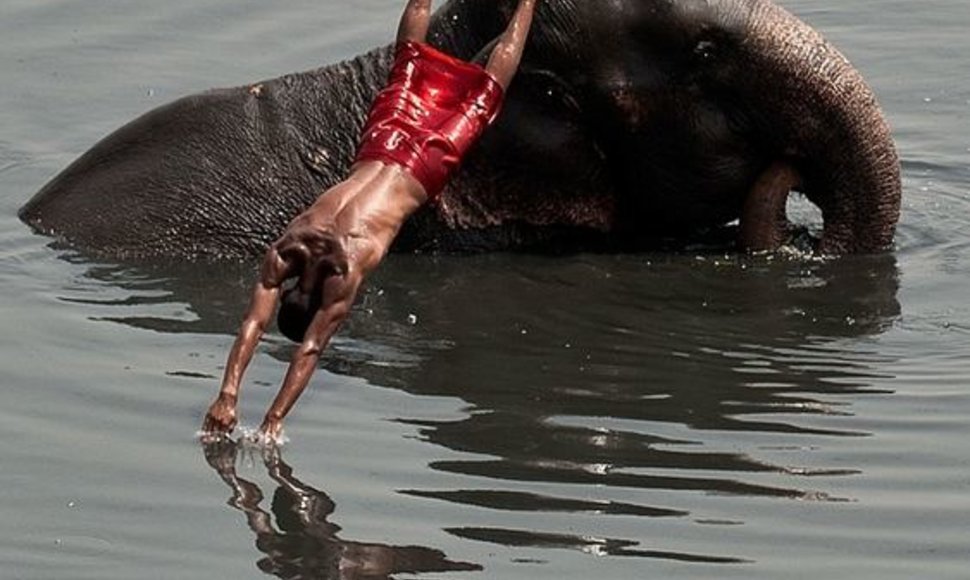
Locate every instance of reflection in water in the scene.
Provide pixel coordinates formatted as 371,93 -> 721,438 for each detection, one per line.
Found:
201,439 -> 481,579
446,527 -> 748,564
363,253 -> 897,505
79,249 -> 900,564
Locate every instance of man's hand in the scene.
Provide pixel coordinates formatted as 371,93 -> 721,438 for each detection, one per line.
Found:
259,417 -> 285,445
202,393 -> 239,435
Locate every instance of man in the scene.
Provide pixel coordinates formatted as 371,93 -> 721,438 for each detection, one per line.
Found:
202,0 -> 539,442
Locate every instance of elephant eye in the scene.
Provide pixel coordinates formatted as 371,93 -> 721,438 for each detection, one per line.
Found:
518,69 -> 582,117
693,39 -> 717,62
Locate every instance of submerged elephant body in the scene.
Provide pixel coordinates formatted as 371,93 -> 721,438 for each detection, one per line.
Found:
20,0 -> 901,259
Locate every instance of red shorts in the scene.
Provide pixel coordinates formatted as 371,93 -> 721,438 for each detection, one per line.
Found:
354,41 -> 505,198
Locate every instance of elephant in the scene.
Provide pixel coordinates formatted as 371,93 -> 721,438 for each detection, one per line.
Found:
19,0 -> 901,260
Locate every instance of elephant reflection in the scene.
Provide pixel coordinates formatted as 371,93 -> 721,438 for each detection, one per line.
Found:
201,439 -> 480,579
108,249 -> 900,528
100,250 -> 898,504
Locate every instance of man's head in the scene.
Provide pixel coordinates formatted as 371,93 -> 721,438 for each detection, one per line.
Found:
275,230 -> 349,343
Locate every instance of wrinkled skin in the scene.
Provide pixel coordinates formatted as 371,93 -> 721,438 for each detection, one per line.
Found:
19,0 -> 900,259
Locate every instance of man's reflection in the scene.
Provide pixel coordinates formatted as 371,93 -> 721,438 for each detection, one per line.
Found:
201,439 -> 481,579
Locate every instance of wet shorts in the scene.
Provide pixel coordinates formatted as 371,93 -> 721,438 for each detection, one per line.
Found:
354,41 -> 505,198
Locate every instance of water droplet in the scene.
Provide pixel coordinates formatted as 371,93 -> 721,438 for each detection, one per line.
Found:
407,314 -> 418,325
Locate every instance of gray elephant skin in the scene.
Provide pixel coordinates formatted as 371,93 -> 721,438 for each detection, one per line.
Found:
19,0 -> 901,260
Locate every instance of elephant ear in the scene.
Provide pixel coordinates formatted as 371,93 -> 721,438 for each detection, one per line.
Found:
747,1 -> 901,254
429,61 -> 619,243
413,0 -> 620,246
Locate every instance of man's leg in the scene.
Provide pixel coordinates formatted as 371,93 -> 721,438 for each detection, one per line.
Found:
397,0 -> 432,44
485,0 -> 538,89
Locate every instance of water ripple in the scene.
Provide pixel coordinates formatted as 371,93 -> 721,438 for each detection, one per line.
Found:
446,527 -> 751,564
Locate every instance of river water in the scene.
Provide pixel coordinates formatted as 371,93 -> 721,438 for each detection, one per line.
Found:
1,1 -> 969,578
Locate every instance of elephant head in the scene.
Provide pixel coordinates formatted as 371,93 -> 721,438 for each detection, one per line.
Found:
20,0 -> 900,258
428,0 -> 901,254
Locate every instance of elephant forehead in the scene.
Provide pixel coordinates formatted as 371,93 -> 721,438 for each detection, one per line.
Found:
568,0 -> 749,48
550,1 -> 698,77
548,0 -> 753,86
583,0 -> 713,32
508,0 -> 760,131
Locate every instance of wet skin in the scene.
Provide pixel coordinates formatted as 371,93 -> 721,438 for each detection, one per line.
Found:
201,161 -> 426,440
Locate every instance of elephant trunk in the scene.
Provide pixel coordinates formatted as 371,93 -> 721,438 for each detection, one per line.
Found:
744,1 -> 901,254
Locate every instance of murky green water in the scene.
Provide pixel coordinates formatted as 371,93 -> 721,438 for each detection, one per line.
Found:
2,1 -> 969,578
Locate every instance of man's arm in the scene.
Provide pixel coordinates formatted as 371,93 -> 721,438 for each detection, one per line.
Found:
202,250 -> 289,434
258,272 -> 361,442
